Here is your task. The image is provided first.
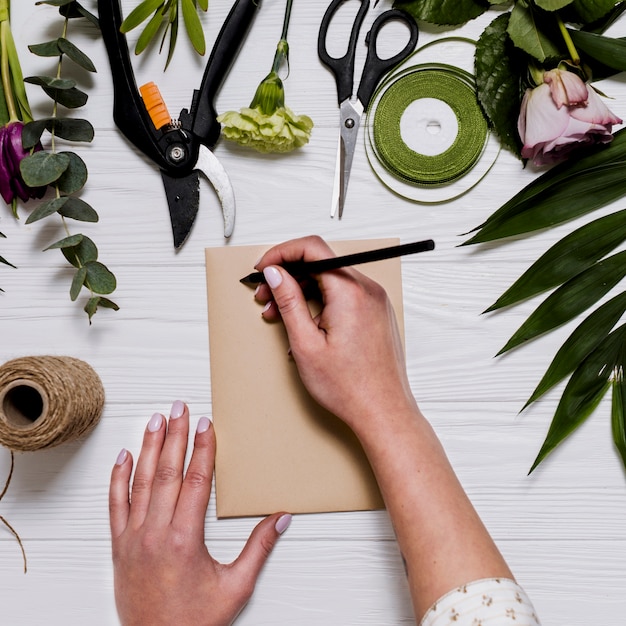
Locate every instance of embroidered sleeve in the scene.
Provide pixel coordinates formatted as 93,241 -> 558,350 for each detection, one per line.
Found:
420,577 -> 541,625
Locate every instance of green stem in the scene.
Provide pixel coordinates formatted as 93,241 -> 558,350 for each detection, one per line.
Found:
0,22 -> 17,121
280,0 -> 293,42
556,13 -> 580,65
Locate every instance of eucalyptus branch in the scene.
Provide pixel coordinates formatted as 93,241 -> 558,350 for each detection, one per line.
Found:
21,0 -> 118,323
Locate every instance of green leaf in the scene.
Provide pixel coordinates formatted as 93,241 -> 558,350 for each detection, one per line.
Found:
535,0 -> 573,10
0,255 -> 16,269
507,2 -> 564,63
120,0 -> 165,33
464,161 -> 626,244
36,1 -> 75,6
43,233 -> 84,250
58,38 -> 96,72
487,208 -> 626,311
464,127 -> 626,238
45,85 -> 88,109
28,40 -> 62,57
181,0 -> 206,55
84,296 -> 120,323
499,250 -> 626,354
60,2 -> 100,27
569,29 -> 626,71
84,261 -> 116,294
524,291 -> 626,407
570,0 -> 619,23
60,235 -> 98,268
58,197 -> 98,222
528,324 -> 626,472
198,0 -> 208,11
56,152 -> 88,194
22,119 -> 48,148
475,13 -> 524,156
61,235 -> 98,267
50,118 -> 94,142
5,26 -> 33,122
25,75 -> 77,90
70,265 -> 87,301
611,370 -> 626,469
21,151 -> 70,187
24,196 -> 69,224
164,7 -> 179,70
135,9 -> 166,55
392,0 -> 489,25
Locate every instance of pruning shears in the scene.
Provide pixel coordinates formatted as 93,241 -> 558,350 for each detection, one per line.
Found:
98,0 -> 261,249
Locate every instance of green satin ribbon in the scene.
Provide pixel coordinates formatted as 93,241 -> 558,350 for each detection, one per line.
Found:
372,64 -> 488,186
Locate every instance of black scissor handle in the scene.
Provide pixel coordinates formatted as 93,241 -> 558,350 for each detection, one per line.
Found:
318,0 -> 369,105
356,9 -> 418,110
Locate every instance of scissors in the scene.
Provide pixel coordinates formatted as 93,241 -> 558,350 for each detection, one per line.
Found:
98,0 -> 261,249
318,0 -> 418,218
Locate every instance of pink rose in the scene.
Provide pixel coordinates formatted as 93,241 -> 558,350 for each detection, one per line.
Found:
518,69 -> 622,166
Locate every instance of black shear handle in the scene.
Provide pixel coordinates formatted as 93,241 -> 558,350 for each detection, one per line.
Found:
318,0 -> 369,105
98,0 -> 168,169
357,9 -> 418,110
192,0 -> 262,148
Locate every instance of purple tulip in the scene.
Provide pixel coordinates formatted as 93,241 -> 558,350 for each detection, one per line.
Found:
0,121 -> 45,205
518,69 -> 622,166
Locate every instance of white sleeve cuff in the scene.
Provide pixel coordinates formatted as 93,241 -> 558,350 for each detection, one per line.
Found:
420,577 -> 541,625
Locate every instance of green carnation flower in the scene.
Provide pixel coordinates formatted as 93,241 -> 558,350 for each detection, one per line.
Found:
217,1 -> 313,153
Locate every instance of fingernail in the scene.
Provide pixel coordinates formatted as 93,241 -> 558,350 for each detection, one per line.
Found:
115,448 -> 128,466
261,301 -> 272,315
147,412 -> 163,432
170,400 -> 185,419
196,416 -> 213,433
275,513 -> 292,535
263,266 -> 282,289
253,284 -> 261,297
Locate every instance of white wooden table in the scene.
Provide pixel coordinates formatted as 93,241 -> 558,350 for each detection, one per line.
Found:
1,2 -> 626,624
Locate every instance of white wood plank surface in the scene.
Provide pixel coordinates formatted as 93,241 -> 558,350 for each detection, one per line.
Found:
2,1 -> 626,624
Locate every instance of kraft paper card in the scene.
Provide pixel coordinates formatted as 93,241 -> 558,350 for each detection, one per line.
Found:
205,239 -> 404,518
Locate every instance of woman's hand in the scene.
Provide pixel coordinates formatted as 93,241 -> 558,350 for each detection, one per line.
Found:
109,401 -> 291,626
254,235 -> 418,436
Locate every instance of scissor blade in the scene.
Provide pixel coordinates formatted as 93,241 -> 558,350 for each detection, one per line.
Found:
194,144 -> 236,238
161,170 -> 200,250
335,99 -> 363,219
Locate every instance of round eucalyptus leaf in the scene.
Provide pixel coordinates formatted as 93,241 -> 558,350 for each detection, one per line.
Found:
70,265 -> 87,301
50,118 -> 94,142
24,196 -> 68,224
58,38 -> 96,72
22,119 -> 49,148
43,85 -> 88,109
59,197 -> 98,222
84,261 -> 116,295
28,40 -> 62,57
61,234 -> 98,268
56,151 -> 87,194
44,233 -> 84,250
21,151 -> 70,187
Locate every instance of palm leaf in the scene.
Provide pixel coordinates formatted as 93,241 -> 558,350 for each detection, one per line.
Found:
462,127 -> 626,239
498,250 -> 626,354
528,324 -> 626,473
523,291 -> 626,408
611,367 -> 626,470
465,161 -> 626,244
487,208 -> 626,311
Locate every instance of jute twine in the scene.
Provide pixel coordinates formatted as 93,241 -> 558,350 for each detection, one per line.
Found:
0,356 -> 104,451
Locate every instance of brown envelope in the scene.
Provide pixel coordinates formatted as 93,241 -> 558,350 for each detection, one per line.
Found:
205,239 -> 404,518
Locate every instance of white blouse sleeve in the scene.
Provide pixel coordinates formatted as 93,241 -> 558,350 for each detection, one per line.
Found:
420,577 -> 541,625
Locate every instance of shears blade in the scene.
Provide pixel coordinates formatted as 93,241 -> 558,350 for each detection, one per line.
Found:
331,99 -> 363,219
161,144 -> 235,249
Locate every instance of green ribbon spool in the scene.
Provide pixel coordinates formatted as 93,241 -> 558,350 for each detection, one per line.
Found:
372,64 -> 489,187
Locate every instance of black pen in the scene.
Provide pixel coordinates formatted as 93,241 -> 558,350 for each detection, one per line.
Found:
239,239 -> 435,286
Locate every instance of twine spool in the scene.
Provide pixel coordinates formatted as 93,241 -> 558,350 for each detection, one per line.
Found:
0,356 -> 104,451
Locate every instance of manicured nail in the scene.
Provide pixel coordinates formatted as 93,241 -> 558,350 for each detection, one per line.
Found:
196,416 -> 213,433
263,266 -> 282,289
170,400 -> 185,419
115,448 -> 128,466
147,412 -> 163,432
275,513 -> 292,535
253,284 -> 261,297
261,301 -> 272,315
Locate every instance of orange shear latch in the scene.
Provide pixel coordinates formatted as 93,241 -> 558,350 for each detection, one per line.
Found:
139,82 -> 171,130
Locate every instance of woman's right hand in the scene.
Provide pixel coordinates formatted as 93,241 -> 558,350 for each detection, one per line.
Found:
253,236 -> 419,436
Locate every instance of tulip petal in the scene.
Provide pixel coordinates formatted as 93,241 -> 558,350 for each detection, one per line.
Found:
0,128 -> 15,204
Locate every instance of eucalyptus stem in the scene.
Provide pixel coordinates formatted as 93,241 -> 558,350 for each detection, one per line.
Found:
556,13 -> 580,65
